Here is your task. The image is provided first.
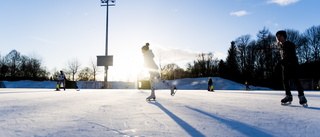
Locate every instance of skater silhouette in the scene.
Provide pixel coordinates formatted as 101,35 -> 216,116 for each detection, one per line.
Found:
245,81 -> 250,91
276,30 -> 307,106
141,43 -> 176,100
208,78 -> 214,91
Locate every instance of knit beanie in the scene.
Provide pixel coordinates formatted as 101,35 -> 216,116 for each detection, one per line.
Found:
276,30 -> 287,39
141,43 -> 149,51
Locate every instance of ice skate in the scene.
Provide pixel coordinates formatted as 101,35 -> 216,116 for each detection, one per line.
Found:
146,95 -> 156,101
298,95 -> 308,107
55,84 -> 60,91
146,90 -> 156,101
170,86 -> 177,96
281,95 -> 292,105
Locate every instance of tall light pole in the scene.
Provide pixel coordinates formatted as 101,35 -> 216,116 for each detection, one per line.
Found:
97,0 -> 115,88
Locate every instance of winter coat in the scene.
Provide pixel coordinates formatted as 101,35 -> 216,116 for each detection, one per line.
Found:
279,41 -> 299,67
58,74 -> 66,81
208,79 -> 213,85
143,50 -> 158,70
278,41 -> 300,79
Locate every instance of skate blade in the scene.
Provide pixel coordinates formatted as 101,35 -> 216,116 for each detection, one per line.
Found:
146,97 -> 156,101
301,103 -> 308,107
281,102 -> 291,105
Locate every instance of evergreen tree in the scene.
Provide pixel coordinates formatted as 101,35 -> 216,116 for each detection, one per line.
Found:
225,41 -> 240,81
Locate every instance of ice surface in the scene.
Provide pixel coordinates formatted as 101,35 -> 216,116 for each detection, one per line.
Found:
0,78 -> 319,137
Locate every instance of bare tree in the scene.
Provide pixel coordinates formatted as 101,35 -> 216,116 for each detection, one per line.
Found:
235,34 -> 251,75
255,28 -> 276,79
68,58 -> 81,81
5,50 -> 21,78
304,25 -> 320,62
186,52 -> 219,78
90,58 -> 99,81
0,54 -> 9,78
77,67 -> 94,81
161,63 -> 179,80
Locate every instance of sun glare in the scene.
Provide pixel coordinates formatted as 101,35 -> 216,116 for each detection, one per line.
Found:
97,47 -> 148,82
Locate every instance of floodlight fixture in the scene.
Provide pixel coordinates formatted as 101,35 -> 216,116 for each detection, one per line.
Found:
101,0 -> 116,6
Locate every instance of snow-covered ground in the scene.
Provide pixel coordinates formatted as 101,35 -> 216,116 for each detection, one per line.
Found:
2,77 -> 270,90
0,78 -> 319,137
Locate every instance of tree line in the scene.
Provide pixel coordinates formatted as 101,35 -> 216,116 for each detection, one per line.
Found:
1,25 -> 319,89
0,50 -> 48,81
0,50 -> 99,81
160,25 -> 320,89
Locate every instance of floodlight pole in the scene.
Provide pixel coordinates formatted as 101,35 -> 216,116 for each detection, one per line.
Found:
100,0 -> 115,88
104,1 -> 109,55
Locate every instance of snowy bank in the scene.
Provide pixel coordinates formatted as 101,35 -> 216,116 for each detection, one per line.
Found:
1,77 -> 270,90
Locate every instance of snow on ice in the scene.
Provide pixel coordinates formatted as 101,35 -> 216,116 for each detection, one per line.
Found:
0,77 -> 320,137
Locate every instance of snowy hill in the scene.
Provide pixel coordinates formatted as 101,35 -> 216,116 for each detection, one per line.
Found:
1,77 -> 270,90
165,77 -> 270,90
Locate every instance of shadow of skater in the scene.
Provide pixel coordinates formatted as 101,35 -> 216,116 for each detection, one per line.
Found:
148,101 -> 205,137
186,106 -> 274,137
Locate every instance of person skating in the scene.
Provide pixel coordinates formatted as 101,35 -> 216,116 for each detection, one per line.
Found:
141,43 -> 177,100
56,70 -> 67,91
245,81 -> 250,91
276,30 -> 307,106
208,78 -> 214,91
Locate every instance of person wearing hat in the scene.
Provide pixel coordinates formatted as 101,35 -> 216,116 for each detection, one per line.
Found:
276,30 -> 307,106
141,43 -> 177,100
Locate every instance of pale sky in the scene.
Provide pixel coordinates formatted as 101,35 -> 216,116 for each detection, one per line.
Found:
1,0 -> 319,81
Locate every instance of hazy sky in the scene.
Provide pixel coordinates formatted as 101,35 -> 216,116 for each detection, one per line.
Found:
1,0 -> 319,81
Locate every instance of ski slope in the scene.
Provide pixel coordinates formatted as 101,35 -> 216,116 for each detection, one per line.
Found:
0,88 -> 320,137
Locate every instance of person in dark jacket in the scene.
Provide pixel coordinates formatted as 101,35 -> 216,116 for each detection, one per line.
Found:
276,30 -> 307,106
208,78 -> 214,91
245,81 -> 250,91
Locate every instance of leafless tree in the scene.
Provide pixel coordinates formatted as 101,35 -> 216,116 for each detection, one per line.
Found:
304,25 -> 320,62
77,67 -> 94,81
68,58 -> 81,81
5,50 -> 21,78
90,58 -> 99,81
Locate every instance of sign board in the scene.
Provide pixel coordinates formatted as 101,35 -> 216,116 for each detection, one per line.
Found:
97,55 -> 113,66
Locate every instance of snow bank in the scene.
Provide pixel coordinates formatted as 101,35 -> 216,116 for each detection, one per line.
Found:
1,77 -> 270,90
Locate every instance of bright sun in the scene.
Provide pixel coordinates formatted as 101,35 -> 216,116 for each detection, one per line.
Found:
96,47 -> 148,82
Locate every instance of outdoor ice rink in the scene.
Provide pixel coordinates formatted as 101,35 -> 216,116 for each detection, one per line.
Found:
0,89 -> 319,137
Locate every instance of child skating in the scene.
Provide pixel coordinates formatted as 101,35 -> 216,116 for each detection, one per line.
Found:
141,43 -> 177,101
208,78 -> 214,91
56,70 -> 67,91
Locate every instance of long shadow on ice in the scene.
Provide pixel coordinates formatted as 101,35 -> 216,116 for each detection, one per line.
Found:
283,105 -> 320,110
0,90 -> 49,94
186,106 -> 274,137
149,101 -> 205,137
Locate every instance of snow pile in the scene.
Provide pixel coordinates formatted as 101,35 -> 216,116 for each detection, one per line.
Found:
2,80 -> 56,88
162,77 -> 270,90
1,77 -> 270,90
